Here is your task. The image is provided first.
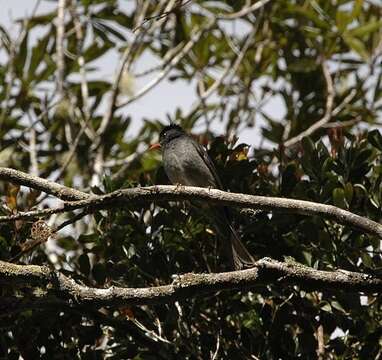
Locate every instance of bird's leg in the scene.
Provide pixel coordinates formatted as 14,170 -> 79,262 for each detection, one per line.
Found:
173,183 -> 187,211
174,183 -> 186,191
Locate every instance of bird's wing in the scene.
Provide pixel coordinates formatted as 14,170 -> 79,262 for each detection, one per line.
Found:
190,136 -> 224,190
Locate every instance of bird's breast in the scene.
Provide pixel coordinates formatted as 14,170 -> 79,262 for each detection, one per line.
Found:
163,140 -> 216,187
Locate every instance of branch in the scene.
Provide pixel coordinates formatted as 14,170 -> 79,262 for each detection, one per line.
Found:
28,121 -> 39,177
90,1 -> 151,186
70,0 -> 91,123
0,258 -> 381,309
0,296 -> 171,354
118,18 -> 216,108
199,29 -> 255,102
217,0 -> 271,20
0,167 -> 89,201
94,1 -> 150,140
133,0 -> 192,32
284,61 -> 335,147
56,0 -> 66,95
0,1 -> 42,131
322,115 -> 362,129
0,179 -> 381,239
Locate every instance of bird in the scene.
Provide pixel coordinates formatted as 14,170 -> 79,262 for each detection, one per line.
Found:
152,123 -> 254,270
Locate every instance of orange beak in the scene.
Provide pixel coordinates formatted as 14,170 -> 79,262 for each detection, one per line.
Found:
149,143 -> 161,151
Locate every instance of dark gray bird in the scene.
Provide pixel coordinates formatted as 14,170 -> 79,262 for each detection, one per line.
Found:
153,123 -> 254,270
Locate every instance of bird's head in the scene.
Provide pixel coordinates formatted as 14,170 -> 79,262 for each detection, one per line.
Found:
150,123 -> 185,150
159,124 -> 185,146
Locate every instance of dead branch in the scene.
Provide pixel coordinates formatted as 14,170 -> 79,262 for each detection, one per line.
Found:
0,167 -> 89,201
0,258 -> 380,310
0,168 -> 380,239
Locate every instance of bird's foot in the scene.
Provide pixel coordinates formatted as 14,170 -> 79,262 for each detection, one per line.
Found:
175,183 -> 185,191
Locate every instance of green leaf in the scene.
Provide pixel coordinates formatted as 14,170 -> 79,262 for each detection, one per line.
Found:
321,302 -> 332,312
351,0 -> 364,17
331,301 -> 347,314
28,30 -> 52,82
336,11 -> 352,33
83,42 -> 113,63
344,183 -> 353,204
333,188 -> 348,209
92,263 -> 107,284
92,19 -> 126,41
24,12 -> 56,28
354,148 -> 373,166
0,25 -> 11,53
281,163 -> 298,195
360,252 -> 373,268
35,55 -> 56,82
288,59 -> 318,73
343,34 -> 369,60
368,129 -> 382,151
78,233 -> 99,244
301,137 -> 315,157
57,236 -> 77,251
78,253 -> 91,276
14,32 -> 29,77
302,251 -> 312,266
348,20 -> 382,38
287,5 -> 330,30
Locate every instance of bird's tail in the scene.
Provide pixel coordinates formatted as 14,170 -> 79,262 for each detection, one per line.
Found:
210,206 -> 255,270
229,223 -> 255,270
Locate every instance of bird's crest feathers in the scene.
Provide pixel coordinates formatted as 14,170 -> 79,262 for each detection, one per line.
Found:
159,123 -> 185,145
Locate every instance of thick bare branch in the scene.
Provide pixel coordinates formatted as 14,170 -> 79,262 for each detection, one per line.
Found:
0,176 -> 380,238
0,258 -> 380,309
0,167 -> 89,201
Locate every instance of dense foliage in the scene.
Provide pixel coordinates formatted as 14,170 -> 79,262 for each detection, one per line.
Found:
0,0 -> 381,358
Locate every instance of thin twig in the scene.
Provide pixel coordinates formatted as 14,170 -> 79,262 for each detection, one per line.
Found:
322,115 -> 362,129
186,14 -> 261,124
95,1 -> 150,140
176,20 -> 256,120
131,318 -> 172,344
211,333 -> 220,360
56,0 -> 67,95
0,41 -> 16,131
52,108 -> 93,183
217,0 -> 271,20
133,0 -> 192,32
90,144 -> 105,187
0,1 -> 42,130
54,210 -> 91,232
284,60 -> 335,147
70,0 -> 91,126
28,113 -> 39,177
331,89 -> 357,117
90,1 -> 150,186
118,18 -> 216,108
316,324 -> 325,360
